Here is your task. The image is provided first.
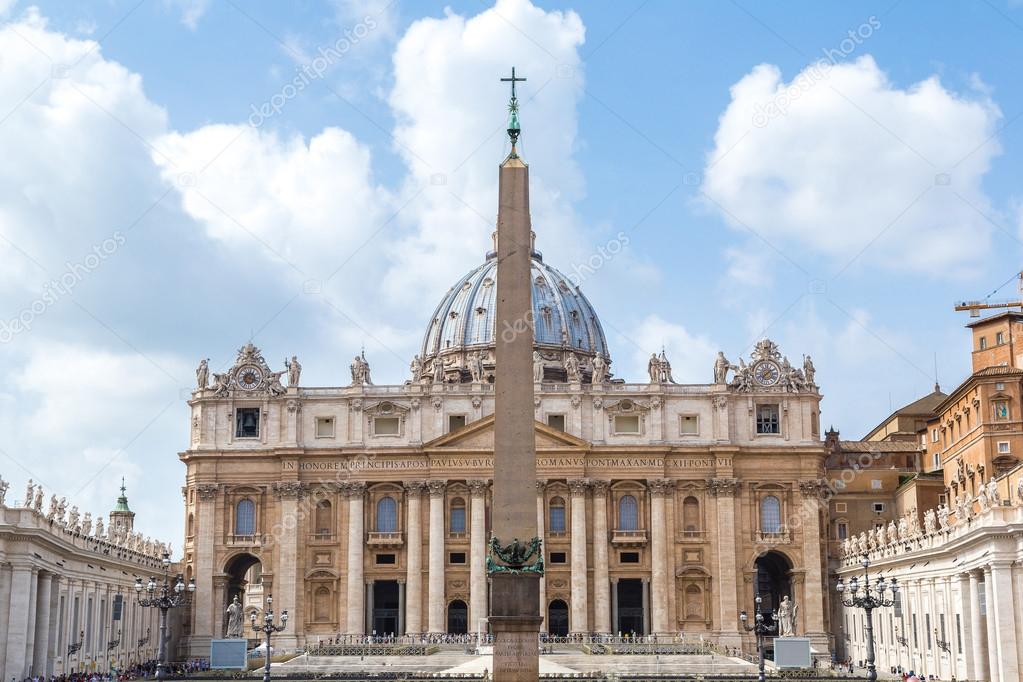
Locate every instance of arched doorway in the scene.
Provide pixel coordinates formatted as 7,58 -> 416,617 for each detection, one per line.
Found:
547,600 -> 569,637
754,551 -> 792,619
447,599 -> 468,634
224,553 -> 262,627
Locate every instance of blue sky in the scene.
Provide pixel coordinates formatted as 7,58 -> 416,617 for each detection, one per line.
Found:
1,0 -> 1021,547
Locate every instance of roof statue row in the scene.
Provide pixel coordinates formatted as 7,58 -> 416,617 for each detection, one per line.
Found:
194,337 -> 816,393
0,476 -> 171,559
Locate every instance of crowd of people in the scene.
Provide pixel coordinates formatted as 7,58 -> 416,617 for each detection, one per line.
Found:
15,659 -> 211,682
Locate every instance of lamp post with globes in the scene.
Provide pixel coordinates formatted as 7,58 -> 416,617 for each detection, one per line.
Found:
250,593 -> 288,682
836,554 -> 898,682
133,552 -> 195,680
740,594 -> 777,682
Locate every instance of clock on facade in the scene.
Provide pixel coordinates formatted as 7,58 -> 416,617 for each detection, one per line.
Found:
752,360 -> 781,386
236,365 -> 264,390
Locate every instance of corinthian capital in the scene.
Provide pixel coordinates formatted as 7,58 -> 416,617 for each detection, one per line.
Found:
590,480 -> 610,496
341,481 -> 367,499
467,479 -> 489,496
648,478 -> 676,497
567,479 -> 590,495
427,480 -> 447,497
707,477 -> 740,497
404,481 -> 426,498
196,484 -> 219,500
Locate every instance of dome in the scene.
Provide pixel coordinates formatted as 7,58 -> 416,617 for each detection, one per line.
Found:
419,249 -> 611,384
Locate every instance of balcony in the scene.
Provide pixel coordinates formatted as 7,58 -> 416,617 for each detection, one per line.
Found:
228,534 -> 258,546
754,529 -> 791,544
367,532 -> 403,547
678,530 -> 707,542
611,529 -> 648,547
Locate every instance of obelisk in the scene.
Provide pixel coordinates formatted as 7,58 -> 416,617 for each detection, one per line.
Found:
488,67 -> 543,682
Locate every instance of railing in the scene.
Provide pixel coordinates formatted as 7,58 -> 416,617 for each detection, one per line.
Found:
367,531 -> 403,546
611,529 -> 648,546
754,529 -> 791,543
228,533 -> 258,545
310,531 -> 336,542
678,530 -> 707,541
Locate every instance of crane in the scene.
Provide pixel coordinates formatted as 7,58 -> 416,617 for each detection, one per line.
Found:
954,272 -> 1023,318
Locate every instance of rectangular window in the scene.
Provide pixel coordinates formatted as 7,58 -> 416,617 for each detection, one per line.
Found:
979,336 -> 987,350
835,502 -> 847,513
679,414 -> 699,435
549,551 -> 567,564
837,522 -> 848,540
926,614 -> 932,649
374,416 -> 400,436
448,414 -> 466,432
932,453 -> 940,470
550,506 -> 566,533
450,507 -> 466,534
998,441 -> 1010,454
375,553 -> 396,565
872,502 -> 886,513
613,415 -> 640,434
235,408 -> 260,438
619,551 -> 640,564
755,404 -> 780,434
315,417 -> 335,438
993,400 -> 1010,421
546,414 -> 565,431
956,613 -> 963,654
932,428 -> 939,443
912,614 -> 918,647
449,552 -> 466,564
996,331 -> 1005,345
996,382 -> 1005,391
871,479 -> 883,490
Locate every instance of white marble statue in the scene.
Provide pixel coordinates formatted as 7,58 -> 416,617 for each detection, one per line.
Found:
285,355 -> 301,387
937,504 -> 950,530
986,478 -> 1000,506
410,354 -> 423,382
923,509 -> 936,535
47,495 -> 58,520
468,350 -> 484,383
976,486 -> 990,512
908,511 -> 920,536
876,523 -> 888,546
532,351 -> 544,382
887,520 -> 898,545
68,506 -> 80,531
94,516 -> 104,539
564,352 -> 580,382
648,353 -> 660,382
803,355 -> 816,385
0,476 -> 7,507
350,353 -> 372,385
57,497 -> 67,524
23,479 -> 34,508
82,512 -> 92,537
33,486 -> 43,512
226,596 -> 244,638
591,354 -> 608,384
713,352 -> 730,384
196,358 -> 209,389
897,517 -> 909,541
777,596 -> 798,637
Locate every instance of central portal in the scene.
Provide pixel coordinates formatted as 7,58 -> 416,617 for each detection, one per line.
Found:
372,580 -> 400,636
616,579 -> 645,636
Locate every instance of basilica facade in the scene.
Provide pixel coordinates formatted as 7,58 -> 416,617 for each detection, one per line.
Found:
179,157 -> 831,657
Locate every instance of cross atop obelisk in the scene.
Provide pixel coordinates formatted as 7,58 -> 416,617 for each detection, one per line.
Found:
488,67 -> 542,682
500,67 -> 526,151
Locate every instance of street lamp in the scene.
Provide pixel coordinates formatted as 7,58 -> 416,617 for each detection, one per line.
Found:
67,629 -> 84,669
134,551 -> 195,680
836,554 -> 898,682
250,593 -> 288,682
740,595 -> 777,682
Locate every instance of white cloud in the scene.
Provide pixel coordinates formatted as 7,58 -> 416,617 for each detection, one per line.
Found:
702,56 -> 1002,274
0,0 -> 17,18
385,0 -> 587,301
621,314 -> 719,384
165,0 -> 210,30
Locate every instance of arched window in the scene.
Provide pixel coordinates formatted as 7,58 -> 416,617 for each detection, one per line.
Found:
618,495 -> 638,531
549,497 -> 566,533
187,513 -> 194,537
760,495 -> 782,533
235,499 -> 255,536
376,497 -> 397,533
315,500 -> 333,536
450,497 -> 466,533
683,496 -> 700,534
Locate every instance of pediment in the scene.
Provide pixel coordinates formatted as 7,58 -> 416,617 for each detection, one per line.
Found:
424,414 -> 589,451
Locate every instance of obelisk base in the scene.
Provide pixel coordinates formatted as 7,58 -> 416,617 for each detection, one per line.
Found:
490,574 -> 543,682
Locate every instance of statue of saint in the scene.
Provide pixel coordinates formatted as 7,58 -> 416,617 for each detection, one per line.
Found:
803,355 -> 816,385
0,476 -> 7,507
285,355 -> 301,387
648,353 -> 660,383
564,352 -> 580,382
777,596 -> 797,637
469,350 -> 484,383
33,486 -> 43,512
986,478 -> 1001,506
713,352 -> 730,384
410,354 -> 423,382
226,595 -> 244,638
350,352 -> 373,386
196,358 -> 209,389
95,516 -> 105,539
591,354 -> 607,384
24,479 -> 34,508
532,351 -> 545,382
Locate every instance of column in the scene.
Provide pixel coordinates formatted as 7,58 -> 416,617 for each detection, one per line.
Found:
366,582 -> 374,634
274,481 -> 303,647
0,564 -> 10,667
798,482 -> 826,639
709,478 -> 741,645
33,571 -> 53,675
649,479 -> 672,637
568,479 -> 589,634
345,482 -> 367,634
990,563 -> 1020,682
468,480 -> 489,630
642,578 -> 651,635
536,481 -> 548,632
591,481 -> 611,635
45,575 -> 61,677
958,573 -> 978,682
427,480 -> 447,633
404,482 -> 424,634
24,567 -> 38,669
984,567 -> 999,682
3,564 -> 35,681
611,579 -> 619,635
192,484 -> 218,653
397,580 -> 405,636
